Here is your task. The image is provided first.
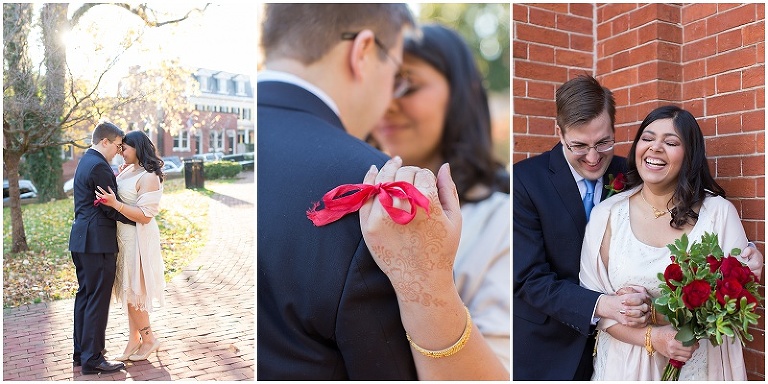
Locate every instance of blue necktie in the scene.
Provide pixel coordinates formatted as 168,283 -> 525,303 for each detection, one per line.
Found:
583,179 -> 596,220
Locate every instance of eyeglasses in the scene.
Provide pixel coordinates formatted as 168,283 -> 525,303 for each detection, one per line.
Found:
564,138 -> 615,155
341,32 -> 410,99
108,138 -> 123,151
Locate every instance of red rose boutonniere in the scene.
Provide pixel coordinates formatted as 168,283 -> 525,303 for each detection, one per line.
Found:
604,173 -> 626,197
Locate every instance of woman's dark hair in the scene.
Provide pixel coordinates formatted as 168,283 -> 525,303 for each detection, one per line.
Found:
123,130 -> 165,183
626,105 -> 724,229
401,24 -> 509,202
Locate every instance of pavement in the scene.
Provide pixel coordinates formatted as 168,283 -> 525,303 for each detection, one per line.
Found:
3,171 -> 255,381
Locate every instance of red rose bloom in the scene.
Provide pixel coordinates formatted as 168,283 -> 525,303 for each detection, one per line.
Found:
706,255 -> 721,273
611,173 -> 626,191
715,277 -> 743,306
721,256 -> 750,284
664,263 -> 683,290
681,279 -> 712,309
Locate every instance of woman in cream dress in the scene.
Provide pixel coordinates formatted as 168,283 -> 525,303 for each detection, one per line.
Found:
96,130 -> 165,362
579,106 -> 763,380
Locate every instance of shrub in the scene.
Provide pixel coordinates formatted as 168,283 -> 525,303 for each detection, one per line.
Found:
203,160 -> 242,180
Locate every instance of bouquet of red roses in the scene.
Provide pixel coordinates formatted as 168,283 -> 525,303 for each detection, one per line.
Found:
654,232 -> 762,380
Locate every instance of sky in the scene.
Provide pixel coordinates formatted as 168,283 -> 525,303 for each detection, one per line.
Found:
30,2 -> 258,95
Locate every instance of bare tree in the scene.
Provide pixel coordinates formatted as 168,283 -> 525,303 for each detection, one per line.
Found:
3,2 -> 209,253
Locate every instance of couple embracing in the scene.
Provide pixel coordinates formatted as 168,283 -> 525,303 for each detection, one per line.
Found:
68,121 -> 165,374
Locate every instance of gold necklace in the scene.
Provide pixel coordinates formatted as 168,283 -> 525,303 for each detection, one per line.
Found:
640,189 -> 668,219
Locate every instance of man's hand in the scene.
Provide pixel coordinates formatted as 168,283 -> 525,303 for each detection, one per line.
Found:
359,156 -> 462,301
741,244 -> 764,281
596,286 -> 650,327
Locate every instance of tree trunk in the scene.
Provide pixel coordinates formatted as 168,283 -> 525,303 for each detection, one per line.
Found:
4,150 -> 29,253
36,4 -> 68,201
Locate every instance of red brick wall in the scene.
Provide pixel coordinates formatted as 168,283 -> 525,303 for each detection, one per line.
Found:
514,3 -> 765,379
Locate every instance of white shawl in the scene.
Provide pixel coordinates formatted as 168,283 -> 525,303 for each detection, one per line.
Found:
131,187 -> 166,311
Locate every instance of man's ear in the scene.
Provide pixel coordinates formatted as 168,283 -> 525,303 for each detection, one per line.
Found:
348,29 -> 376,81
555,125 -> 566,145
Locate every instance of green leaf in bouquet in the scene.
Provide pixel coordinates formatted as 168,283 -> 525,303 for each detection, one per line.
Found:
730,247 -> 741,257
675,323 -> 697,346
674,233 -> 689,253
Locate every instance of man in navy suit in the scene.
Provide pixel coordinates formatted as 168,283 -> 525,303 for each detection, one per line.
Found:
512,76 -> 651,380
257,4 -> 420,379
69,121 -> 133,374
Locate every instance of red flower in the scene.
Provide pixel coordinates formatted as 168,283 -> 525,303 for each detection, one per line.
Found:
681,279 -> 711,309
715,277 -> 743,306
604,173 -> 626,197
664,263 -> 684,290
612,173 -> 626,190
721,256 -> 751,284
706,255 -> 721,273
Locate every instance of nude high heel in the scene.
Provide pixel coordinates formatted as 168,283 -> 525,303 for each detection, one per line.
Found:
129,339 -> 162,361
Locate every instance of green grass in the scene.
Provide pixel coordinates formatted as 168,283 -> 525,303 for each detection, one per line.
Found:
3,177 -> 212,308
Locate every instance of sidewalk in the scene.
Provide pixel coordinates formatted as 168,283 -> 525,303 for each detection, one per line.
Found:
3,172 -> 255,381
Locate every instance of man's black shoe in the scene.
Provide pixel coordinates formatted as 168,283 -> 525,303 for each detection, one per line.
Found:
81,360 -> 125,375
73,349 -> 108,367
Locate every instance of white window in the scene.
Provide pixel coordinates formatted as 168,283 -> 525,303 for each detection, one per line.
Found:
208,131 -> 224,151
236,80 -> 246,96
218,78 -> 228,94
243,108 -> 252,120
173,130 -> 190,151
61,145 -> 74,160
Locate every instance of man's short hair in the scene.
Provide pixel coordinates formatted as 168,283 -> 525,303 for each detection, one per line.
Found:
92,121 -> 124,144
555,75 -> 615,133
260,4 -> 414,65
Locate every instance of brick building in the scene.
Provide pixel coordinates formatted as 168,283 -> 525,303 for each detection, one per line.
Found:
167,69 -> 254,159
61,68 -> 254,179
514,3 -> 765,379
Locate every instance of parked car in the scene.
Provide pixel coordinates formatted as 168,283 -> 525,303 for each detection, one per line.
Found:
63,164 -> 120,193
191,152 -> 224,162
163,161 -> 183,174
221,152 -> 254,171
162,156 -> 182,169
3,179 -> 38,203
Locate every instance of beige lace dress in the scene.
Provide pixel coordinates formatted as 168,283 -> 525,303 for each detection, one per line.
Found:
114,165 -> 166,312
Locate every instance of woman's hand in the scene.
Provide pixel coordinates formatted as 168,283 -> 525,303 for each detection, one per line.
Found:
359,156 -> 462,294
651,325 -> 699,362
95,186 -> 118,208
118,163 -> 130,173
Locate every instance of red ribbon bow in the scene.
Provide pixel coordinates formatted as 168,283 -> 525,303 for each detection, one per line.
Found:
307,181 -> 430,226
93,197 -> 107,206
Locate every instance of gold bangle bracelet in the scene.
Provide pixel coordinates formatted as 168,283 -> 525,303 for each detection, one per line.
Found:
117,202 -> 124,213
406,306 -> 472,358
650,304 -> 657,325
645,326 -> 654,357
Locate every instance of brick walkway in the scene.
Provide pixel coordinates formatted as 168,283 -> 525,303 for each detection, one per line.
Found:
3,172 -> 255,381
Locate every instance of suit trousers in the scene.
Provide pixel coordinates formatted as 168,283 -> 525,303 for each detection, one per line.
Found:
71,252 -> 117,367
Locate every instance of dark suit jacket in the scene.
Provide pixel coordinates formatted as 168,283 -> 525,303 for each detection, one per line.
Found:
68,148 -> 132,254
256,81 -> 418,380
512,143 -> 627,380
